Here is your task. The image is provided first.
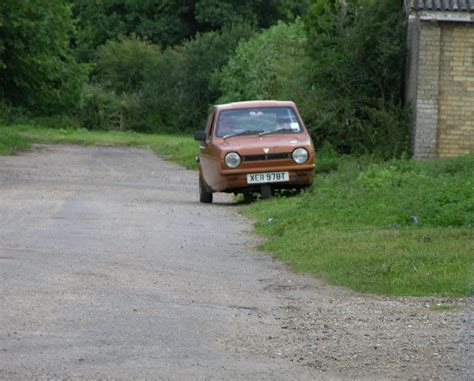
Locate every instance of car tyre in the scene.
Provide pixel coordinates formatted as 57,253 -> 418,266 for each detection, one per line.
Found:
260,184 -> 273,200
199,176 -> 213,203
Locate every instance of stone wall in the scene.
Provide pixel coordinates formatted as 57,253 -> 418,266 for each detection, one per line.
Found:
437,23 -> 474,158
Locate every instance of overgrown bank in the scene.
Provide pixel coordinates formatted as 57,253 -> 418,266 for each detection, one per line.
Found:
244,152 -> 474,297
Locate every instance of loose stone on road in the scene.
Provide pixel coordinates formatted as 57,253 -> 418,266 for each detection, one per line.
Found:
0,145 -> 472,380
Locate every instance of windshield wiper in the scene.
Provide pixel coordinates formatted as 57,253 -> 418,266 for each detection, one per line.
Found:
259,128 -> 294,137
223,130 -> 264,140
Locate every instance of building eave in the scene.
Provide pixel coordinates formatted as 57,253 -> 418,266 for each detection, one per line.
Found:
412,10 -> 474,22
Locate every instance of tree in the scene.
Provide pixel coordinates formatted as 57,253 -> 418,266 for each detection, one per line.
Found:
70,0 -> 196,62
303,0 -> 409,157
94,36 -> 159,95
0,0 -> 86,114
70,0 -> 309,62
217,20 -> 309,103
142,23 -> 255,132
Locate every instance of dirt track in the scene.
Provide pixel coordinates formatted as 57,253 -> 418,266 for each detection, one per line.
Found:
0,144 -> 472,380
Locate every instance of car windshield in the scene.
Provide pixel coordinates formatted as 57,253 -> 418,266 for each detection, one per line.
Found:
215,107 -> 302,138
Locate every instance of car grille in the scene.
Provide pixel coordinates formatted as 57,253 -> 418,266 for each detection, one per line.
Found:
242,153 -> 291,162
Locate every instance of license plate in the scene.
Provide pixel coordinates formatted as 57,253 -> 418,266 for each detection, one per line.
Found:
247,171 -> 289,184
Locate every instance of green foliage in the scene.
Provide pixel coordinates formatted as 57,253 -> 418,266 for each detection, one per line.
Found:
75,84 -> 143,131
315,143 -> 341,173
194,0 -> 308,30
70,0 -> 302,62
218,0 -> 409,158
303,0 -> 409,157
2,0 -> 410,153
76,85 -> 120,130
78,36 -> 157,131
0,125 -> 30,155
245,154 -> 474,296
140,47 -> 186,133
70,0 -> 195,61
218,20 -> 309,102
0,0 -> 87,115
194,0 -> 258,28
72,22 -> 255,133
217,18 -> 322,138
0,101 -> 9,124
142,24 -> 255,133
94,36 -> 159,94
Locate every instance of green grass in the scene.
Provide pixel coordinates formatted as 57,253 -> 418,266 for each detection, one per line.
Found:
0,127 -> 31,155
244,155 -> 474,297
0,124 -> 199,169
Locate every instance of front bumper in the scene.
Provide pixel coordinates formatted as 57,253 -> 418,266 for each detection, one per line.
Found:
214,165 -> 315,193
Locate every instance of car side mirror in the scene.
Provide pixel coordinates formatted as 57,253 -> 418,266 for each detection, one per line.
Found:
194,131 -> 206,141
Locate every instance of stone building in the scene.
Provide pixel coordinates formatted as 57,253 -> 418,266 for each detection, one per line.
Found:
405,0 -> 474,159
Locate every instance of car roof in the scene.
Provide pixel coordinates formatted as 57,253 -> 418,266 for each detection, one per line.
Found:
213,100 -> 296,111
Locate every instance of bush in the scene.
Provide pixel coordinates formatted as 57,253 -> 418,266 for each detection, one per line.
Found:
218,20 -> 310,103
303,0 -> 409,158
217,1 -> 409,159
75,84 -> 144,131
94,36 -> 160,95
217,19 -> 321,143
142,24 -> 255,133
140,47 -> 187,133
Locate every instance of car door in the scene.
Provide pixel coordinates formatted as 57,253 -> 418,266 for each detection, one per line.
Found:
199,110 -> 220,190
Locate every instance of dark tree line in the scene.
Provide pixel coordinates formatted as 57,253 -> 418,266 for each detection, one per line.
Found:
1,0 -> 409,157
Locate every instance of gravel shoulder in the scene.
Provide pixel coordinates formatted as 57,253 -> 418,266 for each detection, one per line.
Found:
0,144 -> 472,380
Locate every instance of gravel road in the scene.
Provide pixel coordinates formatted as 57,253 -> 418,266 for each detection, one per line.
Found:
0,144 -> 472,380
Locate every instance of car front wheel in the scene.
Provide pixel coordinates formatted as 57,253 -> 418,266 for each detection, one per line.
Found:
199,176 -> 213,203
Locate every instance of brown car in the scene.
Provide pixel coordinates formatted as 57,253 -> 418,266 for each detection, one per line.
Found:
194,100 -> 315,203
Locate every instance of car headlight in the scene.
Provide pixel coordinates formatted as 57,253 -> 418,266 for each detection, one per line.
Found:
225,152 -> 241,168
292,148 -> 308,164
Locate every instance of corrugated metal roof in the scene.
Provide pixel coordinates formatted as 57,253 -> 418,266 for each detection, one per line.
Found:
409,0 -> 474,12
